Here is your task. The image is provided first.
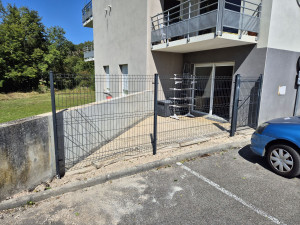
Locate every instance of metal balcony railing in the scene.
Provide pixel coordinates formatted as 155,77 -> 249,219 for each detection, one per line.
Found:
83,45 -> 94,61
151,0 -> 261,45
82,1 -> 93,24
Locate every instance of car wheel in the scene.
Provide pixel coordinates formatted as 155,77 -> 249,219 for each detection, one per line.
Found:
266,144 -> 300,178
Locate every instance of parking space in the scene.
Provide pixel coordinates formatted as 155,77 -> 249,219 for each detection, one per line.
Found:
1,145 -> 299,225
175,146 -> 300,225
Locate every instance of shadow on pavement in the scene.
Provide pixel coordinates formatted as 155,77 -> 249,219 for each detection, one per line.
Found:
238,145 -> 300,179
238,145 -> 270,170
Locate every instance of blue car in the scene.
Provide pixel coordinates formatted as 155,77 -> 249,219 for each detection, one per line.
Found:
251,116 -> 300,178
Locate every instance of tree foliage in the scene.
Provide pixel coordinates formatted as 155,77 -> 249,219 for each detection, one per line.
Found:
0,2 -> 94,92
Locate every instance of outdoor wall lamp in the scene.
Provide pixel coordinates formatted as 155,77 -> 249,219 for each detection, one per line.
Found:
105,5 -> 112,15
107,5 -> 112,13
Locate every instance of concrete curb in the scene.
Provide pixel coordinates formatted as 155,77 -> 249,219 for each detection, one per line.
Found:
0,140 -> 250,211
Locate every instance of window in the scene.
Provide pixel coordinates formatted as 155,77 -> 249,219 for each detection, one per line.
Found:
120,65 -> 128,96
104,66 -> 110,92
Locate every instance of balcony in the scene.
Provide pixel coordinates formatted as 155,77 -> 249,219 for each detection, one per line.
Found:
83,45 -> 94,62
82,1 -> 93,28
151,0 -> 261,53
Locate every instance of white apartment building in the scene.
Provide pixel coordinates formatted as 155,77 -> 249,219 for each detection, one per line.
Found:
82,0 -> 300,123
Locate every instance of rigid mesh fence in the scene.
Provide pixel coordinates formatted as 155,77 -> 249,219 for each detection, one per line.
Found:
51,73 -> 261,171
156,74 -> 233,147
53,74 -> 154,170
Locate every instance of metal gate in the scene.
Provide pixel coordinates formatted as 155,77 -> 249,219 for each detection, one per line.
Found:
230,74 -> 263,136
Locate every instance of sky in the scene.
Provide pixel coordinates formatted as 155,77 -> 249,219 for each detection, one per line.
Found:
2,0 -> 93,44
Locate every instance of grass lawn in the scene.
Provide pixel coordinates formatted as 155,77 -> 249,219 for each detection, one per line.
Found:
0,88 -> 95,124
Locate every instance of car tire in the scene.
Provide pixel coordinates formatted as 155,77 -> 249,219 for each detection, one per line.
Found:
266,144 -> 300,178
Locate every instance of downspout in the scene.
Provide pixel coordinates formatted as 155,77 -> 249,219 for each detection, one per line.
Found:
294,57 -> 300,116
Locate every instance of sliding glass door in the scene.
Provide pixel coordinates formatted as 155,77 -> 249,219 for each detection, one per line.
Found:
194,65 -> 214,114
193,63 -> 234,119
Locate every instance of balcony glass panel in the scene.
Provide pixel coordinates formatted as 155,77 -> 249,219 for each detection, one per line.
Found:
82,1 -> 93,24
83,45 -> 94,61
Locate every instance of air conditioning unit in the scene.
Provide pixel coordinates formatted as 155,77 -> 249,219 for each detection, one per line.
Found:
157,100 -> 173,117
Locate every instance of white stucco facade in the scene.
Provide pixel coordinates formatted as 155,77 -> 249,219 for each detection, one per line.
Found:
84,0 -> 300,122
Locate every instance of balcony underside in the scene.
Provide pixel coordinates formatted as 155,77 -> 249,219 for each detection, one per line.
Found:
151,32 -> 256,53
84,57 -> 94,62
83,17 -> 93,28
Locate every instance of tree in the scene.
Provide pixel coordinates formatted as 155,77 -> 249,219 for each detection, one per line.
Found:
0,2 -> 94,92
43,26 -> 76,74
64,41 -> 94,75
0,3 -> 47,91
0,0 -> 5,22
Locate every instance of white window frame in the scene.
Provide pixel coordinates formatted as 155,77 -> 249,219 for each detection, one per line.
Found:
104,66 -> 110,93
120,65 -> 128,96
193,62 -> 235,115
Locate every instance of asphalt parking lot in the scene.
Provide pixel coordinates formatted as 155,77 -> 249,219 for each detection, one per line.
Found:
1,145 -> 299,225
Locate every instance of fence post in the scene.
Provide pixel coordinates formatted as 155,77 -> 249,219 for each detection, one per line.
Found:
256,74 -> 263,127
153,74 -> 159,155
50,71 -> 61,178
230,74 -> 241,137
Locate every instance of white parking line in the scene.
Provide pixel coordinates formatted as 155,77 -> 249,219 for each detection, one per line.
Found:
176,162 -> 287,225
